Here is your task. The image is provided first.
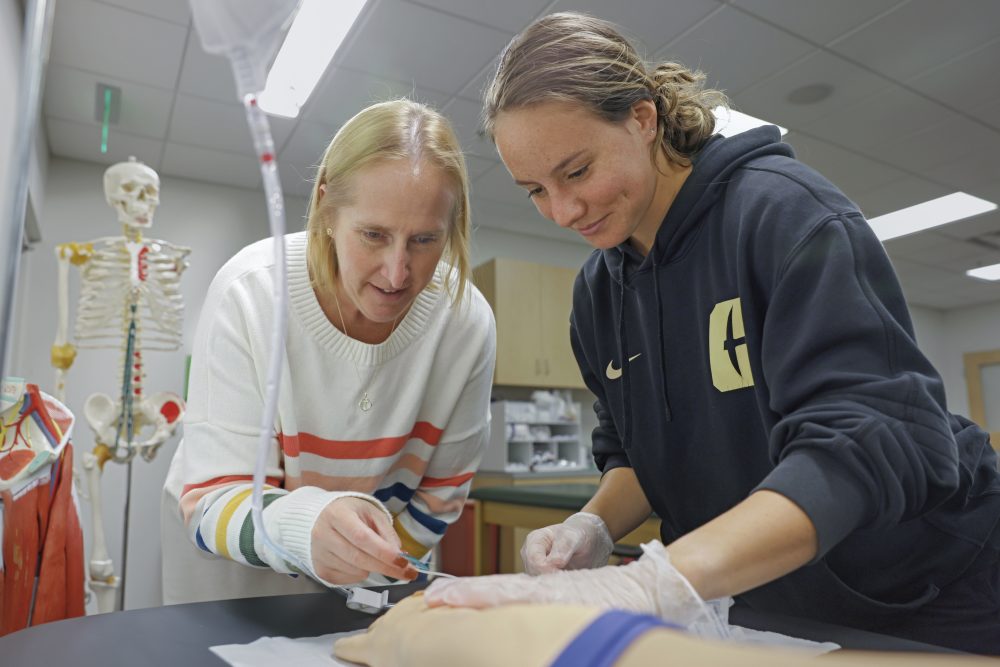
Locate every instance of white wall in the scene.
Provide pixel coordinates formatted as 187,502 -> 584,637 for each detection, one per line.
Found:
909,302 -> 1000,421
940,302 -> 1000,419
471,225 -> 593,270
11,157 -> 308,611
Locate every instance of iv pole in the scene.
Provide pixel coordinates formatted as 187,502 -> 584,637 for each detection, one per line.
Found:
0,0 -> 55,381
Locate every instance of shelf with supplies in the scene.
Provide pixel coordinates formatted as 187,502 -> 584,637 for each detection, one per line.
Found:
480,398 -> 591,474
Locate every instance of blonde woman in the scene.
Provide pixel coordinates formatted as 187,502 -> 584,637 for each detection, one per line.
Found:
417,13 -> 1000,655
162,100 -> 495,603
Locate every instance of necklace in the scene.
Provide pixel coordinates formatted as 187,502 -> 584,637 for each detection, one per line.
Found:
331,284 -> 399,412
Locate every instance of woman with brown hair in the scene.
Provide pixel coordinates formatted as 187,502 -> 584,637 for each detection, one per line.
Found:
416,11 -> 1000,655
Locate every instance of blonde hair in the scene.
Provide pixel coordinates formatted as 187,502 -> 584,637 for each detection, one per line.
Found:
306,99 -> 471,305
483,12 -> 728,167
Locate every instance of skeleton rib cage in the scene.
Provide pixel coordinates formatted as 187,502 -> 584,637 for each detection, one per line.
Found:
73,236 -> 190,351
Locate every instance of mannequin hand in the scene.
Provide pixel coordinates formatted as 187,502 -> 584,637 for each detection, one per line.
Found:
426,541 -> 729,638
521,511 -> 614,574
334,593 -> 601,667
311,496 -> 417,584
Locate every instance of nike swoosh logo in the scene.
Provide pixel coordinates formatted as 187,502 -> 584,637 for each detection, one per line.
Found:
605,353 -> 642,380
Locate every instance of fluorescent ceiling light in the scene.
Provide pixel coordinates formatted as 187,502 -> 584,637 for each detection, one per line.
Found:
258,0 -> 368,118
967,263 -> 1000,281
714,106 -> 787,137
868,192 -> 997,242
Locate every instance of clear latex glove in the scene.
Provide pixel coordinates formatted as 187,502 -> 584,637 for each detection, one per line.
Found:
311,496 -> 418,585
334,593 -> 602,667
426,540 -> 730,639
521,511 -> 615,574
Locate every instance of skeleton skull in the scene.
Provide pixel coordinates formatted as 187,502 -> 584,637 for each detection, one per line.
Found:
104,157 -> 160,228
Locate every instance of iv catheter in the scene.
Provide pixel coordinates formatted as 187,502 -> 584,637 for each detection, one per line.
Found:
186,0 -> 394,615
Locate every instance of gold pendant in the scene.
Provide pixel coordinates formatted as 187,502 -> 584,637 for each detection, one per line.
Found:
359,393 -> 372,412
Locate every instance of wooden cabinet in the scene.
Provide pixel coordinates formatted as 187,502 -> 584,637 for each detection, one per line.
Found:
473,258 -> 585,389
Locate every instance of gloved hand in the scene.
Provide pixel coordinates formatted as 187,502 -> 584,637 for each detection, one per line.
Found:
521,511 -> 615,574
310,496 -> 417,584
426,540 -> 730,639
334,593 -> 602,667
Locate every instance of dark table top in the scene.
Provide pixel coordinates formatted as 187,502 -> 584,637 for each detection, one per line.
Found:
0,581 -> 957,665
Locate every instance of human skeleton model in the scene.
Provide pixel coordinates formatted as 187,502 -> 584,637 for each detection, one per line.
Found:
50,157 -> 190,613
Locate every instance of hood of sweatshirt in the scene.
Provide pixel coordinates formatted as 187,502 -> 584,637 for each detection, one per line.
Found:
600,125 -> 793,448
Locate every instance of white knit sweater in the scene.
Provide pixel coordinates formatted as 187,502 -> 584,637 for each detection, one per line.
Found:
162,231 -> 495,603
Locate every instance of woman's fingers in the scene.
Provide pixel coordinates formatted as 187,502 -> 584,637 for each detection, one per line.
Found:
313,499 -> 418,581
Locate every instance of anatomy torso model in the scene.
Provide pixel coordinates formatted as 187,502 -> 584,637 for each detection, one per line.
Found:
50,157 -> 190,612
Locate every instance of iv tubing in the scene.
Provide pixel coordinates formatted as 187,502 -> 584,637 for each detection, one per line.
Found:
239,87 -> 306,573
240,78 -> 349,600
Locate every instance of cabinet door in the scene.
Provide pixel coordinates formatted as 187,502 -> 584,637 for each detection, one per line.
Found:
476,259 -> 543,386
539,264 -> 585,388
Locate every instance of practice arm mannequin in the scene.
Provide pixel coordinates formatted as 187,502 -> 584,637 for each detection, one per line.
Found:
334,595 -> 995,667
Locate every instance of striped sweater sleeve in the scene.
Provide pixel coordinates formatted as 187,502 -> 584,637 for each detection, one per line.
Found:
178,460 -> 390,581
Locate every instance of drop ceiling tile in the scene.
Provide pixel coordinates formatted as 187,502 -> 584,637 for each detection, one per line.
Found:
908,38 -> 1000,112
553,0 -> 721,55
278,121 -> 338,169
732,50 -> 888,130
971,97 -> 1000,131
160,142 -> 261,190
889,256 -> 960,291
893,236 -> 997,267
800,85 -> 952,155
942,247 -> 1000,275
731,0 -> 901,45
338,0 -> 511,97
929,279 -> 1000,309
443,97 -> 498,161
882,229 -> 951,259
830,0 -> 1000,82
457,57 -> 497,103
51,0 -> 187,90
167,95 -> 296,157
662,5 -> 814,94
783,132 -> 906,201
412,0 -> 543,33
922,138 -> 1000,192
934,208 -> 1000,242
304,67 -> 451,127
277,161 -> 317,199
176,30 -> 238,104
44,64 -> 174,140
878,114 -> 1000,174
853,176 -> 951,220
98,0 -> 190,25
47,116 -> 165,169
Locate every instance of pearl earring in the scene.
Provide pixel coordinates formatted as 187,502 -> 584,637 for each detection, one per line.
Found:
325,227 -> 333,238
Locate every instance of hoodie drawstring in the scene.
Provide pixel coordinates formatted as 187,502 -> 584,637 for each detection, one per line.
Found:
652,255 -> 673,422
618,268 -> 631,450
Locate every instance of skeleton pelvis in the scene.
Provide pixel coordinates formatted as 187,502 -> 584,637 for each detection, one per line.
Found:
84,391 -> 185,450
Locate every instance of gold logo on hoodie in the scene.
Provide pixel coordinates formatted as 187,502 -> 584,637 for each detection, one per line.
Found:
709,298 -> 754,392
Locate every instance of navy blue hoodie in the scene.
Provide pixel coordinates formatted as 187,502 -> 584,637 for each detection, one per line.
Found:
569,126 -> 1000,628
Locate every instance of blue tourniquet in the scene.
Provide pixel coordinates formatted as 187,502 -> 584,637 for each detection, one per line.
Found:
549,610 -> 683,667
